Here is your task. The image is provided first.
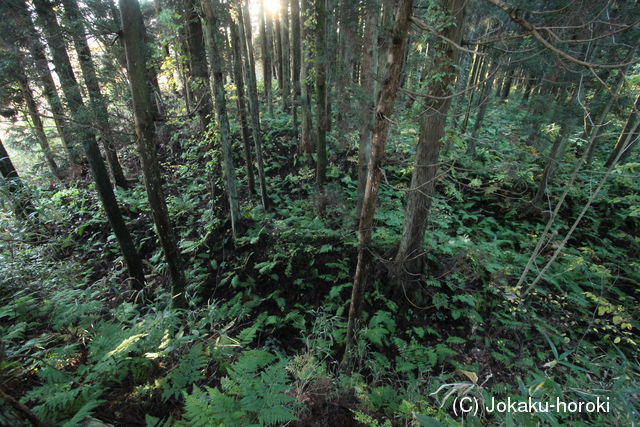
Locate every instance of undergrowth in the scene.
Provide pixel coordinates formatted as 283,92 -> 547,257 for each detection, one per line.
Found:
1,99 -> 638,426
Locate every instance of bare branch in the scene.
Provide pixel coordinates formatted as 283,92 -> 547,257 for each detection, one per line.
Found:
400,67 -> 499,101
541,21 -> 640,44
410,16 -> 484,56
484,0 -> 638,69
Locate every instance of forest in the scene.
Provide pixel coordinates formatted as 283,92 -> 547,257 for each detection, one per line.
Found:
0,0 -> 638,425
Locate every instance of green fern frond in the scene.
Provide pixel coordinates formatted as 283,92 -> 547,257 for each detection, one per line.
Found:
60,398 -> 105,427
161,343 -> 207,401
180,350 -> 297,426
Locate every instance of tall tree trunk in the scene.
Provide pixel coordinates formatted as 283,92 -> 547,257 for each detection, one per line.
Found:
393,0 -> 466,286
146,52 -> 165,120
105,0 -> 129,69
468,73 -> 493,154
336,0 -> 358,133
377,0 -> 397,76
175,37 -> 192,115
238,0 -> 269,210
62,0 -> 128,188
467,45 -> 482,87
222,27 -> 233,81
274,11 -> 284,94
290,0 -> 302,141
271,22 -> 279,84
201,0 -> 241,240
459,54 -> 485,134
315,0 -> 328,191
260,0 -> 274,116
605,93 -> 640,167
530,119 -> 572,208
343,0 -> 414,367
325,1 -> 337,135
398,33 -> 412,93
522,75 -> 534,101
0,138 -> 37,221
7,0 -> 78,166
32,0 -> 146,288
584,99 -> 614,164
356,0 -> 380,216
298,0 -> 315,156
230,21 -> 256,195
614,120 -> 639,165
448,48 -> 473,130
120,0 -> 188,300
30,53 -> 78,166
185,0 -> 213,130
501,67 -> 514,100
15,66 -> 62,179
494,73 -> 504,97
280,0 -> 292,112
176,31 -> 192,106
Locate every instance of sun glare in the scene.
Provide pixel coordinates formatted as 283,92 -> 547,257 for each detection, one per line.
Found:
264,0 -> 281,15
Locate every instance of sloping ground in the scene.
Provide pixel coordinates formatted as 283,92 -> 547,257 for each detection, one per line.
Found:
1,103 -> 638,426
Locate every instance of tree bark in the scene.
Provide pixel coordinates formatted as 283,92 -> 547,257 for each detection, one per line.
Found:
336,0 -> 358,133
356,0 -> 380,216
448,47 -> 473,130
62,0 -> 128,188
459,53 -> 485,134
494,74 -> 504,97
326,0 -> 339,135
274,11 -> 284,94
230,20 -> 256,195
342,0 -> 414,367
501,66 -> 514,100
614,119 -> 639,165
605,93 -> 640,167
393,0 -> 466,286
298,0 -> 315,156
238,0 -> 270,210
325,3 -> 337,136
468,72 -> 493,153
290,0 -> 302,141
201,0 -> 241,240
185,0 -> 213,130
120,0 -> 190,299
377,0 -> 397,75
116,0 -> 163,119
280,0 -> 292,112
260,0 -> 274,116
315,0 -> 328,190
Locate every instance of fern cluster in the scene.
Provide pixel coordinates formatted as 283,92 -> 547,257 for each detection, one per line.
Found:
180,350 -> 297,426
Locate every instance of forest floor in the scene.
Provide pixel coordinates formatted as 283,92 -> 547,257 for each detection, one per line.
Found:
1,99 -> 639,426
